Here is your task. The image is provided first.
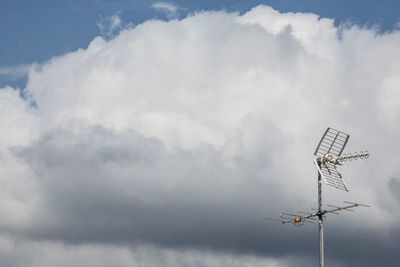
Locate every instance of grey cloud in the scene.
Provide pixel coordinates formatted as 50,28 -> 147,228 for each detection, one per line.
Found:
9,125 -> 398,267
389,177 -> 400,204
15,125 -> 288,248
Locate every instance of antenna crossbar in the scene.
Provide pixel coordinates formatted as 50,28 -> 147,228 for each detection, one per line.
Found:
263,202 -> 368,225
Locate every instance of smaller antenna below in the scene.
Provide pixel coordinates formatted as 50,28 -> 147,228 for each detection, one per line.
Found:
263,201 -> 369,226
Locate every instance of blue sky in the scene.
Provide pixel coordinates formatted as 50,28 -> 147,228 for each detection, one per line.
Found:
1,0 -> 399,70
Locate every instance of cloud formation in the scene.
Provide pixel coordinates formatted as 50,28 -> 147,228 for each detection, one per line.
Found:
1,5 -> 400,267
0,64 -> 31,79
97,12 -> 130,39
151,2 -> 183,19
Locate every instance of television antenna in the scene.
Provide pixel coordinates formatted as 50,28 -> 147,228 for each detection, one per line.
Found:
263,127 -> 370,267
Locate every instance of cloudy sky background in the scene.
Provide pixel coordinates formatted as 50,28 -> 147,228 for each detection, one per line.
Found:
1,1 -> 400,266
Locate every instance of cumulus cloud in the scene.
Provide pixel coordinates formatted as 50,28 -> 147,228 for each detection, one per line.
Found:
1,4 -> 400,267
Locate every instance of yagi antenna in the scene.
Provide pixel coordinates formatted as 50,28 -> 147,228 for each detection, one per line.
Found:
263,127 -> 370,267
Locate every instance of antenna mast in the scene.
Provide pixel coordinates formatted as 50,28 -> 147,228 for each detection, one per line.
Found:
318,162 -> 324,267
263,127 -> 370,267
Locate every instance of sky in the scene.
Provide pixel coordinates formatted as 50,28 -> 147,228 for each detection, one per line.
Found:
1,1 -> 400,267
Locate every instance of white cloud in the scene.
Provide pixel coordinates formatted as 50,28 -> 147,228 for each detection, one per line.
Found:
151,2 -> 183,19
97,12 -> 130,39
0,64 -> 31,79
1,4 -> 400,267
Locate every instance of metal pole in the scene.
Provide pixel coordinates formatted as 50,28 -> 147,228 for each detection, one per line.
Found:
318,161 -> 324,267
